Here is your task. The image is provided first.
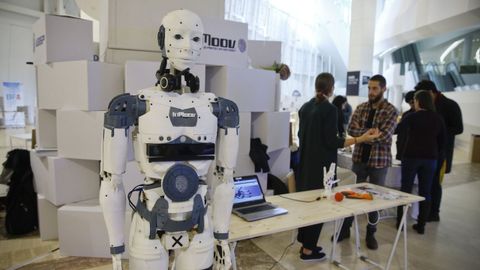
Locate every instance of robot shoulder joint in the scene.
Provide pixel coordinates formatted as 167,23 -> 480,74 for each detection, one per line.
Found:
211,97 -> 239,128
104,94 -> 147,130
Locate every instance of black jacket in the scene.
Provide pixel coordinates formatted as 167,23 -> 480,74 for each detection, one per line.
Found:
434,93 -> 463,173
296,98 -> 345,192
394,109 -> 414,160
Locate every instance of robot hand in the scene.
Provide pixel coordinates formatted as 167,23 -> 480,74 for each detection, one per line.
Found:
111,254 -> 122,270
323,163 -> 339,197
213,239 -> 232,270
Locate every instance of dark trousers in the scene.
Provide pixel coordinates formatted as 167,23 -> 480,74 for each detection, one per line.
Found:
397,158 -> 437,226
430,159 -> 445,218
298,223 -> 323,250
340,163 -> 388,234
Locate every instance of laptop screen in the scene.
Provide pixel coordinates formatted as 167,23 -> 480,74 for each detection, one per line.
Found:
233,175 -> 265,207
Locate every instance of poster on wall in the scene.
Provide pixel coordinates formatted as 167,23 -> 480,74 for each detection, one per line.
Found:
1,82 -> 25,127
346,71 -> 360,96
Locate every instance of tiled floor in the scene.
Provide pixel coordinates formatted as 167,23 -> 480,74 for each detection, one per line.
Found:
0,126 -> 479,269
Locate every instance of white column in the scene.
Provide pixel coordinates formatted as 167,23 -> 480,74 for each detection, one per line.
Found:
347,0 -> 377,72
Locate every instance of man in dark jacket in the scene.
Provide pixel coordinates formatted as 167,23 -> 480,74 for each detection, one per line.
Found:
414,80 -> 463,221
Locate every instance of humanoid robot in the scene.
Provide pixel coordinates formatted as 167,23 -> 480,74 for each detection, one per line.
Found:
100,9 -> 239,270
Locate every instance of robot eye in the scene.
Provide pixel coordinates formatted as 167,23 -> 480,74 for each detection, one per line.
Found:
193,36 -> 200,42
174,34 -> 183,40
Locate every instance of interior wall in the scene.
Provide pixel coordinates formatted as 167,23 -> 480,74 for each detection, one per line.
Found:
0,9 -> 38,125
443,90 -> 480,157
374,0 -> 480,56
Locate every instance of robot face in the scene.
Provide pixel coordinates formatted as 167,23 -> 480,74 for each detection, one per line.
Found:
161,10 -> 204,71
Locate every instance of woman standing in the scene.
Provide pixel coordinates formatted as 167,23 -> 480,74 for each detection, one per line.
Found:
396,90 -> 446,234
296,73 -> 379,261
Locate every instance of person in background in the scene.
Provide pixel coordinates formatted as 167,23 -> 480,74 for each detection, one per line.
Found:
414,80 -> 463,222
343,99 -> 352,131
395,91 -> 416,161
332,95 -> 348,138
335,74 -> 398,250
395,90 -> 446,234
296,73 -> 379,261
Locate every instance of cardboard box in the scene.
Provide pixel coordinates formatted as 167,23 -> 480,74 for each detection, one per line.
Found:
99,0 -> 224,52
57,110 -> 104,160
238,112 -> 251,156
256,172 -> 268,193
252,112 -> 290,152
58,199 -> 132,258
104,48 -> 161,65
33,14 -> 93,64
125,61 -> 206,94
37,194 -> 59,240
234,154 -> 255,177
36,61 -> 124,110
247,40 -> 282,69
30,150 -> 57,195
36,109 -> 57,149
30,151 -> 100,206
197,18 -> 248,67
206,66 -> 276,112
268,147 -> 291,180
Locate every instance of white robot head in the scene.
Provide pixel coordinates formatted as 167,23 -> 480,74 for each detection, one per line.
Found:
158,9 -> 204,71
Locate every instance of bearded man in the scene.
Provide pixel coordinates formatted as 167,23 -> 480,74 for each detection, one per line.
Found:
334,74 -> 398,250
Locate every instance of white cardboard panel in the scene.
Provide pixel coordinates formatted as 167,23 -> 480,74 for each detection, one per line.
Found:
57,110 -> 104,160
36,109 -> 57,149
37,194 -> 59,240
33,14 -> 93,65
247,40 -> 282,69
36,61 -> 124,110
58,199 -> 132,258
32,154 -> 100,206
100,0 -> 225,54
206,66 -> 276,112
104,48 -> 161,65
252,112 -> 290,152
125,61 -> 206,94
100,1 -> 249,67
196,18 -> 248,68
30,150 -> 57,195
234,154 -> 255,177
268,147 -> 291,180
238,112 -> 251,156
256,172 -> 268,193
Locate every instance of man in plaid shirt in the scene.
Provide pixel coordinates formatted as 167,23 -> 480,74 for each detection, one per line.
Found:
336,74 -> 398,250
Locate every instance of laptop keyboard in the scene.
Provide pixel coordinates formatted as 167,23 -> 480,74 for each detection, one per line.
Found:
237,204 -> 275,214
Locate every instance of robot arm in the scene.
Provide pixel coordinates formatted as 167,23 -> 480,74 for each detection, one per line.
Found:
100,94 -> 146,269
211,97 -> 240,269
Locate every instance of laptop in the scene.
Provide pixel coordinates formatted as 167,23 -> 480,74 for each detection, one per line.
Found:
232,175 -> 288,222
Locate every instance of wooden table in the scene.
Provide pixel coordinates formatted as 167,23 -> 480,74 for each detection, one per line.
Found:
229,183 -> 424,270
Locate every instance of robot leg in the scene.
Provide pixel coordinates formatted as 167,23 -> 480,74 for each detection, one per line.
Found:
128,212 -> 169,270
174,210 -> 214,270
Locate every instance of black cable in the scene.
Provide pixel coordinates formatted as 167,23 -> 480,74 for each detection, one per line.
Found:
127,184 -> 145,211
279,195 -> 324,203
268,241 -> 295,270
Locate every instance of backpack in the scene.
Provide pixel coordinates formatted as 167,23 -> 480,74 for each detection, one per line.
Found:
3,149 -> 38,235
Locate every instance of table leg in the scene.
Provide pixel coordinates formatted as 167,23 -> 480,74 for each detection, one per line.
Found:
230,241 -> 238,270
385,204 -> 409,270
330,218 -> 345,264
353,215 -> 361,257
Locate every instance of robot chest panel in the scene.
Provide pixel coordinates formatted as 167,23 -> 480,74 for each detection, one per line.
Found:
138,94 -> 217,142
